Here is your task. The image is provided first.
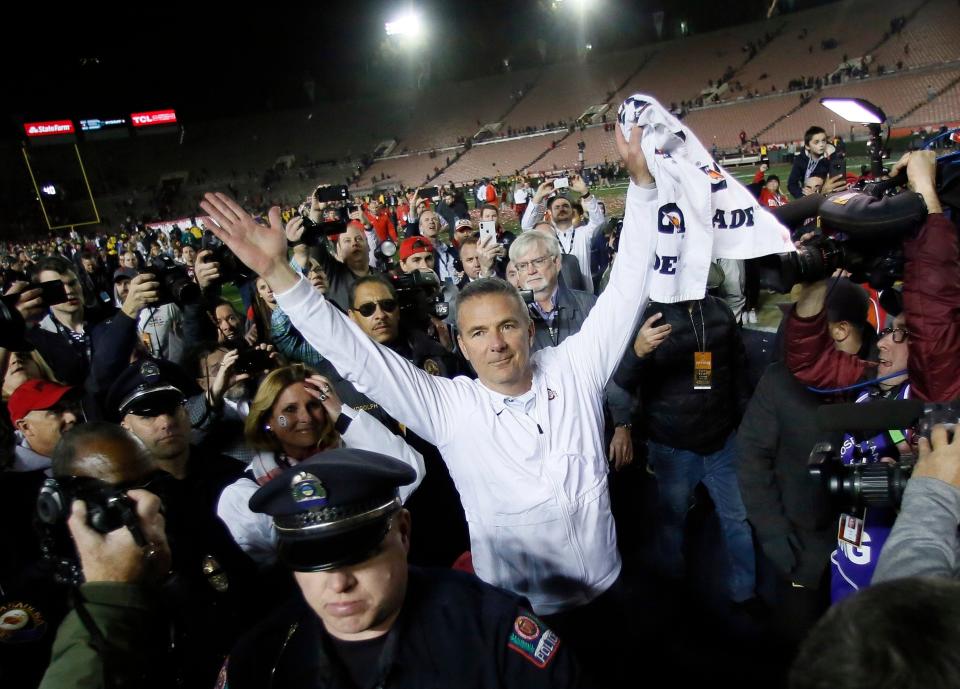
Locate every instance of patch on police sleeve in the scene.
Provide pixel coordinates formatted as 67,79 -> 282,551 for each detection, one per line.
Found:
214,658 -> 229,689
507,614 -> 560,668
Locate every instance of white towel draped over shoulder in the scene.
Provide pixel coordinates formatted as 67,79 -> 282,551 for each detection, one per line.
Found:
618,93 -> 796,303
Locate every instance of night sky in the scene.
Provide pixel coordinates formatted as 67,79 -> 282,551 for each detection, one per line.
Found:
3,0 -> 804,133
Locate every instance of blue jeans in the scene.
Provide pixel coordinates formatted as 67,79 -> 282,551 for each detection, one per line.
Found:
647,432 -> 756,602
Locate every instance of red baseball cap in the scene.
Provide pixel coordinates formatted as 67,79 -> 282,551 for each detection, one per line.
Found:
398,236 -> 435,262
8,379 -> 75,425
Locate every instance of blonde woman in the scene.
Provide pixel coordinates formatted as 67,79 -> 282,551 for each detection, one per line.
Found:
216,364 -> 424,564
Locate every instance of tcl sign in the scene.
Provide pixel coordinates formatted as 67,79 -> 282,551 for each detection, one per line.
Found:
130,109 -> 177,127
24,120 -> 75,137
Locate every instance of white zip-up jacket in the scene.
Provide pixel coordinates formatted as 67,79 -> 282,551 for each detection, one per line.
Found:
274,182 -> 657,614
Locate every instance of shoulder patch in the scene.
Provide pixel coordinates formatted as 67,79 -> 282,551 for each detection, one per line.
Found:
214,658 -> 229,689
507,613 -> 560,669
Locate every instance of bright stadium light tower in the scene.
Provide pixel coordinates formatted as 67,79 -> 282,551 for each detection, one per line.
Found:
385,10 -> 424,39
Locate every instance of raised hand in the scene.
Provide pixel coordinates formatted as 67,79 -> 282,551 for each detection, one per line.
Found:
199,193 -> 298,293
615,125 -> 654,186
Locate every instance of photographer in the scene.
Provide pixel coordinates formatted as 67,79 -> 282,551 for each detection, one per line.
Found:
23,258 -> 147,403
873,425 -> 960,583
783,151 -> 959,600
785,151 -> 959,404
404,197 -> 459,283
521,175 -> 605,293
38,484 -> 172,689
285,213 -> 374,312
40,422 -> 262,689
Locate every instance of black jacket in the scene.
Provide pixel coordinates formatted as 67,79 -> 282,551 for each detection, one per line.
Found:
787,151 -> 830,199
736,362 -> 839,587
226,567 -> 587,689
614,297 -> 748,454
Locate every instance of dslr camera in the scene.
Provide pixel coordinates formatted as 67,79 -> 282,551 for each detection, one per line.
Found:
146,255 -> 200,306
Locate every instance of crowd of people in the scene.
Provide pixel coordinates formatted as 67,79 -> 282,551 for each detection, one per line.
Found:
1,103 -> 959,689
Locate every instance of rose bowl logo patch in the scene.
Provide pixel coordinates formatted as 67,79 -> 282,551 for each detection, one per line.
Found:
0,603 -> 47,644
507,613 -> 560,669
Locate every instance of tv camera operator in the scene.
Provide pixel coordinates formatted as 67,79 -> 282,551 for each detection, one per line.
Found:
778,150 -> 960,601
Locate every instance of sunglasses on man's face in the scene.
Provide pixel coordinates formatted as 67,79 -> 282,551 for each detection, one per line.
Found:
353,299 -> 398,318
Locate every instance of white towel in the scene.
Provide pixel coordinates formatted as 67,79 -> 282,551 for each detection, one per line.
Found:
618,94 -> 795,303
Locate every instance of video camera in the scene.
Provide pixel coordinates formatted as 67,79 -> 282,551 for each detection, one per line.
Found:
757,141 -> 960,293
388,271 -> 449,327
808,398 -> 960,509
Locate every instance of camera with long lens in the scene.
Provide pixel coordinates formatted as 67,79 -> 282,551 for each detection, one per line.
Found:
808,400 -> 960,509
807,443 -> 914,510
388,270 -> 449,327
146,255 -> 200,306
201,231 -> 256,284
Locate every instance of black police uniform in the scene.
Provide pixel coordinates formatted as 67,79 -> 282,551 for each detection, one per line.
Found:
225,568 -> 587,689
106,359 -> 288,689
222,449 -> 589,689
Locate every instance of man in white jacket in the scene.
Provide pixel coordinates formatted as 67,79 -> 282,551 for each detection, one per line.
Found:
199,126 -> 655,628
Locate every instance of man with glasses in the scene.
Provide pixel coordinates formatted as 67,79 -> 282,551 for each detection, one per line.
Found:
347,275 -> 469,565
782,151 -> 960,602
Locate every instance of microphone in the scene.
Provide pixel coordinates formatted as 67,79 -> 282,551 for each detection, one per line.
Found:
815,398 -> 925,433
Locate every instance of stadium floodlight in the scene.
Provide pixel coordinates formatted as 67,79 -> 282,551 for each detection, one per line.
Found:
385,11 -> 424,38
820,98 -> 886,125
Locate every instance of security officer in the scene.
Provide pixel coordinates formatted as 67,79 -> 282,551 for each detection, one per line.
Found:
221,448 -> 591,688
104,360 -> 280,688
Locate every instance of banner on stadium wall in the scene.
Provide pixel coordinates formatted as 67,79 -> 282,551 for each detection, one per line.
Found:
24,120 -> 75,137
131,109 -> 178,127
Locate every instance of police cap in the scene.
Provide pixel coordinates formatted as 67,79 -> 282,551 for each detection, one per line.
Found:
249,448 -> 416,572
106,358 -> 198,421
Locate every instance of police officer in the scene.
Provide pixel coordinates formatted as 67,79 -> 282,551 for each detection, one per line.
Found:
104,361 -> 277,688
222,448 -> 591,688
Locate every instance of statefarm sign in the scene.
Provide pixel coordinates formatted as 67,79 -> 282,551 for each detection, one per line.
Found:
24,120 -> 75,137
130,109 -> 177,127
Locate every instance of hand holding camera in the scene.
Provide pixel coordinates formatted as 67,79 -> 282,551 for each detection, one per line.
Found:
67,489 -> 171,585
194,249 -> 221,290
5,281 -> 45,324
913,423 -> 960,489
121,273 -> 161,319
